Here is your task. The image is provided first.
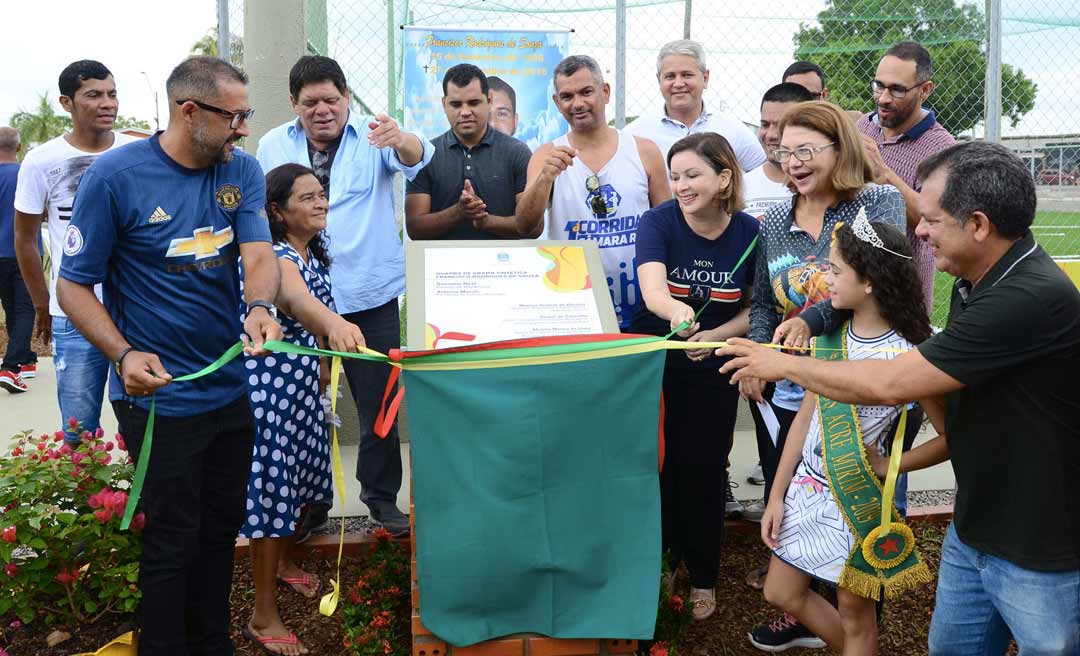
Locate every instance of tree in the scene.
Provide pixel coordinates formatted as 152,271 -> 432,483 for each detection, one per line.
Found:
113,116 -> 152,131
9,93 -> 72,152
793,0 -> 1037,136
191,27 -> 244,65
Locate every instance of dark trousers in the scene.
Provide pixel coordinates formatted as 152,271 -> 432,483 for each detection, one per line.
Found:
748,382 -> 799,501
0,258 -> 36,371
114,395 -> 254,656
341,298 -> 403,511
660,364 -> 740,588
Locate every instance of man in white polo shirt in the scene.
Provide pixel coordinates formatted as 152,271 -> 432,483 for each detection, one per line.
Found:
628,39 -> 765,172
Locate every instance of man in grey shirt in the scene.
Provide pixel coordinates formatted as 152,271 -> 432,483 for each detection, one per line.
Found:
406,64 -> 531,240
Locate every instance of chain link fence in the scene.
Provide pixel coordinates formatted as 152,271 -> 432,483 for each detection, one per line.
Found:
224,0 -> 1080,324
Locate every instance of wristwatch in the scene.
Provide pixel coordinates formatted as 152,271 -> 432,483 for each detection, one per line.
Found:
246,300 -> 278,319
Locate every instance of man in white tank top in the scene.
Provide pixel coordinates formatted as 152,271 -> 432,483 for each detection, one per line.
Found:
517,55 -> 670,329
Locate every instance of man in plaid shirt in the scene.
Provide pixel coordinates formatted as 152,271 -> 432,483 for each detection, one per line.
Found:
857,41 -> 957,313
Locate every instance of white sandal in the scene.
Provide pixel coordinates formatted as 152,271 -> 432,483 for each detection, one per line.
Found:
689,587 -> 716,621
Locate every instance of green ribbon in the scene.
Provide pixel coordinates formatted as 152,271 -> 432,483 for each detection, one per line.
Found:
116,234 -> 758,530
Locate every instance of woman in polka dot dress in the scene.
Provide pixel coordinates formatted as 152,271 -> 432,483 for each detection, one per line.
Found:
240,163 -> 366,655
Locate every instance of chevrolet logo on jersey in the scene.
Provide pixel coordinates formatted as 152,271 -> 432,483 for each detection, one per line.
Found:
166,226 -> 235,260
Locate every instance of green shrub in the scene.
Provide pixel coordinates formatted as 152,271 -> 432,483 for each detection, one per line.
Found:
0,425 -> 142,625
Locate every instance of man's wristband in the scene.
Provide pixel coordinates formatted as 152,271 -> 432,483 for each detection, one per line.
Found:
115,347 -> 135,377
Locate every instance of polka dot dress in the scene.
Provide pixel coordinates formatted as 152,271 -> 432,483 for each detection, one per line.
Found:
240,242 -> 334,539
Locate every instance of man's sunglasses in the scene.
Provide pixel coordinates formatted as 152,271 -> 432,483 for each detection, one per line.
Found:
176,99 -> 255,129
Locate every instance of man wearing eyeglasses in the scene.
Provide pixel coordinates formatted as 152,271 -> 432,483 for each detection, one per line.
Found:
516,55 -> 670,329
56,56 -> 283,655
487,76 -> 519,137
257,55 -> 433,539
857,41 -> 956,313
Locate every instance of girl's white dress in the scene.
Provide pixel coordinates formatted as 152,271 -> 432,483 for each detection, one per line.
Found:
772,325 -> 913,583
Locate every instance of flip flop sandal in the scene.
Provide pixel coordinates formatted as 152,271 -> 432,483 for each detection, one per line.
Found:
241,625 -> 305,655
276,571 -> 321,597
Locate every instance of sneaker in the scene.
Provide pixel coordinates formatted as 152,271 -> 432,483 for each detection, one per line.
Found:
741,499 -> 766,522
747,462 -> 765,485
369,503 -> 410,537
0,370 -> 28,394
748,613 -> 827,652
18,363 -> 37,379
725,480 -> 743,517
689,587 -> 716,621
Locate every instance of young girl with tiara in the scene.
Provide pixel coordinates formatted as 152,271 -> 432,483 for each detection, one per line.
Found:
759,210 -> 949,655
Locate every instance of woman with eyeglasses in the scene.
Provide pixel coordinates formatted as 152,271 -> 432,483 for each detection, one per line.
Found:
742,101 -> 906,649
632,133 -> 760,620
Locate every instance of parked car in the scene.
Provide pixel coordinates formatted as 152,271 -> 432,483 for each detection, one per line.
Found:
1037,168 -> 1078,185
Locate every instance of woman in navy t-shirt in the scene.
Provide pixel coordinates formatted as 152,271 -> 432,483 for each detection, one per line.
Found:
632,133 -> 759,620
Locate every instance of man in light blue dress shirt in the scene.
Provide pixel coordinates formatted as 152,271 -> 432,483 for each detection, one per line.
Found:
257,56 -> 433,536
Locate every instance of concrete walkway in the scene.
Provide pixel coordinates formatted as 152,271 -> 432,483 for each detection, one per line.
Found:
0,357 -> 954,516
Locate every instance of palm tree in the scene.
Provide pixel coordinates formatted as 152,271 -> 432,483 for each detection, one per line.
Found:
9,93 -> 72,152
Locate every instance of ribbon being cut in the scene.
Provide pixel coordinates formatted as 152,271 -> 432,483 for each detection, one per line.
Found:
115,316 -> 923,646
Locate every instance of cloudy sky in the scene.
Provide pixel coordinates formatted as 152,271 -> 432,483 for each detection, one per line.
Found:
1,1 -> 216,130
3,1 -> 1074,141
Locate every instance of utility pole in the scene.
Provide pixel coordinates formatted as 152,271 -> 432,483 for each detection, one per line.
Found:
140,71 -> 160,131
615,0 -> 626,128
984,0 -> 1002,142
217,0 -> 232,63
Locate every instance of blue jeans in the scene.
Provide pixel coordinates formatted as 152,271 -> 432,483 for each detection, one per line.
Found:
52,316 -> 110,440
929,523 -> 1080,655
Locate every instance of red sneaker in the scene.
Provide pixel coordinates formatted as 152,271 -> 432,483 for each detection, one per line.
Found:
0,370 -> 28,394
18,363 -> 37,379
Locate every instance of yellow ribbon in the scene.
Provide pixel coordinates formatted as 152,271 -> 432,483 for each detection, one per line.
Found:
72,631 -> 136,656
318,356 -> 348,617
879,405 -> 907,534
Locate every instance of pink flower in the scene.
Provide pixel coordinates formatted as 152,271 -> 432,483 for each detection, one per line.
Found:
59,443 -> 72,455
10,447 -> 22,457
130,512 -> 146,533
649,642 -> 669,656
95,427 -> 105,439
54,568 -> 76,585
670,594 -> 684,613
4,563 -> 18,577
8,619 -> 21,629
104,441 -> 115,452
54,430 -> 66,441
68,417 -> 79,428
94,509 -> 113,523
71,452 -> 84,465
1,526 -> 16,543
115,433 -> 126,451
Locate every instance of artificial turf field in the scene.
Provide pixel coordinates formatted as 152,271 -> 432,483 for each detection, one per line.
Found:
929,209 -> 1080,326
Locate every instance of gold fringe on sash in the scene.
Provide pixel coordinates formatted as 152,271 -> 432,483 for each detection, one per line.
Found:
839,560 -> 935,601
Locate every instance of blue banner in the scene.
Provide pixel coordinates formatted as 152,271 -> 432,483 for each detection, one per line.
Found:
402,27 -> 570,151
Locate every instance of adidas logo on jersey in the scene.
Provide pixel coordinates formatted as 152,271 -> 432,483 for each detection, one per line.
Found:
148,207 -> 172,224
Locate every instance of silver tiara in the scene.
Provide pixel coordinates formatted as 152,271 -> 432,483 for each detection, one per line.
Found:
851,206 -> 912,259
